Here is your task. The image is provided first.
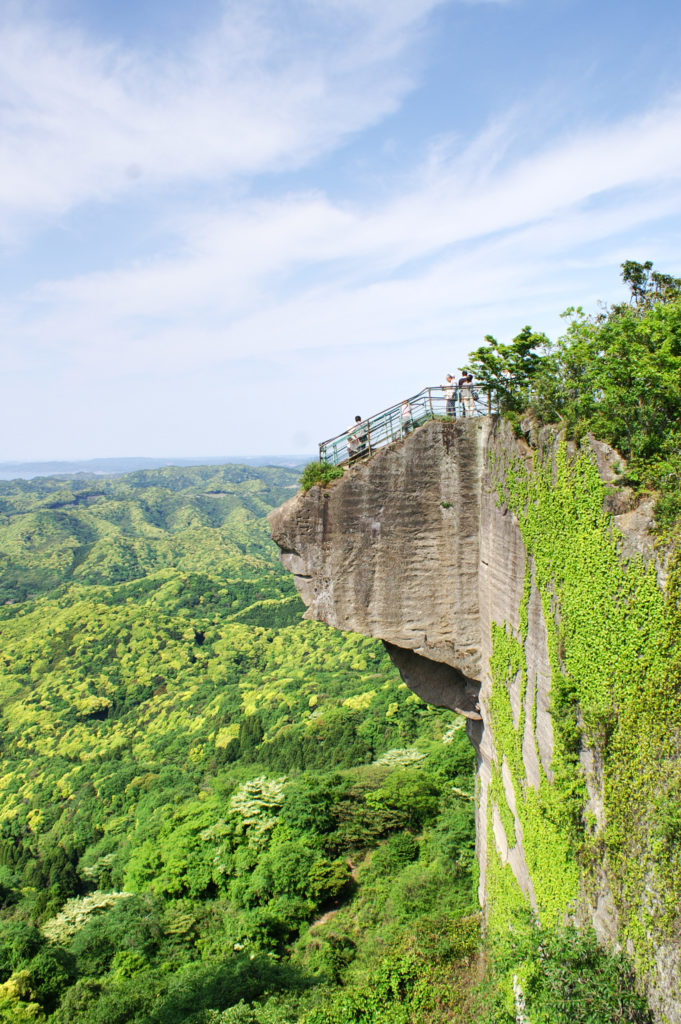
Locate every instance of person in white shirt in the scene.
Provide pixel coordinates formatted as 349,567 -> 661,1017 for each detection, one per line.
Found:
401,399 -> 413,435
443,374 -> 457,417
347,415 -> 367,459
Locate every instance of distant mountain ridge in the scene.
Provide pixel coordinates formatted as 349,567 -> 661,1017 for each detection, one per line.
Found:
0,455 -> 313,480
0,462 -> 302,602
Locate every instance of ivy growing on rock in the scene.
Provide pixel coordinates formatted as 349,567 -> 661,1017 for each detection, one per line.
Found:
486,438 -> 681,991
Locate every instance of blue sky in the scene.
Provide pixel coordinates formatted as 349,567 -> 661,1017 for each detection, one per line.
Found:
2,0 -> 681,459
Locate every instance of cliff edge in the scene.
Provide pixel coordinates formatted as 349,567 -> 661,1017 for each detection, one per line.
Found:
269,416 -> 679,1022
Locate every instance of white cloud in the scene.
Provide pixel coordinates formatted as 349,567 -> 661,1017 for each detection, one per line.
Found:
0,0 -> 447,236
17,91 -> 681,362
2,0 -> 681,458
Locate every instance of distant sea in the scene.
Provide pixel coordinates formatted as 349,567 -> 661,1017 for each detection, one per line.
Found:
0,456 -> 313,481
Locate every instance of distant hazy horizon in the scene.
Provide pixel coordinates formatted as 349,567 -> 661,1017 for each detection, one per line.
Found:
0,455 -> 313,481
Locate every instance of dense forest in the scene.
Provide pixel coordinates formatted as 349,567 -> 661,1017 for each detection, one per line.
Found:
0,465 -> 481,1023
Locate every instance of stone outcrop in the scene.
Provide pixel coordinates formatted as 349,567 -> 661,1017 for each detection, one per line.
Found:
270,417 -> 536,895
272,418 -> 487,683
269,415 -> 674,1021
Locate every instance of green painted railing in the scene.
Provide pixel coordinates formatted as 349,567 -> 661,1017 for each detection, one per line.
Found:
319,384 -> 495,466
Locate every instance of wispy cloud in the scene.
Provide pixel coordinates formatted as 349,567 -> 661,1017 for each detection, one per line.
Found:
17,92 -> 681,367
2,0 -> 681,458
0,0 -> 448,237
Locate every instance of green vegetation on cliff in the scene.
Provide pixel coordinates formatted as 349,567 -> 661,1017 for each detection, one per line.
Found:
487,445 -> 680,951
299,463 -> 344,492
471,264 -> 681,1020
469,260 -> 681,530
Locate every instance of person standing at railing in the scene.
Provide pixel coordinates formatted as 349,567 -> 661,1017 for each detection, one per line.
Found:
462,372 -> 476,417
443,374 -> 457,417
401,399 -> 413,435
357,416 -> 368,453
347,415 -> 368,460
457,370 -> 470,417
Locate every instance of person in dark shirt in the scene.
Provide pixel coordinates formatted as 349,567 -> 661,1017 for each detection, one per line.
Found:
464,373 -> 476,416
458,370 -> 470,417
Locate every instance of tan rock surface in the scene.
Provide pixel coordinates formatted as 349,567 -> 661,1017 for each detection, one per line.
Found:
269,417 -> 544,904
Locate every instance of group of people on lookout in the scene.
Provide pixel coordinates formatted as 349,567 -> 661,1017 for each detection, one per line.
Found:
345,370 -> 478,460
443,370 -> 476,418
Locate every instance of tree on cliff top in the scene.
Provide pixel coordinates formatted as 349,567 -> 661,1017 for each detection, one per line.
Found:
619,259 -> 681,310
467,261 -> 681,527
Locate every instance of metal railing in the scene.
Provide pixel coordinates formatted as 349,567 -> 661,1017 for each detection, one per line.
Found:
319,385 -> 496,466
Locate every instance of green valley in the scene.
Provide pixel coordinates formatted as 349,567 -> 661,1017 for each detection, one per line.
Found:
0,465 -> 480,1023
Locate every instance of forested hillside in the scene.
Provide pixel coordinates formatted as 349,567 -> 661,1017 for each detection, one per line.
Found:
0,465 -> 300,602
0,465 -> 479,1024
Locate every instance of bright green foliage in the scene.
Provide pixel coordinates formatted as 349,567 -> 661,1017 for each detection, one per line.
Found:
370,833 -> 418,876
468,261 -> 681,528
484,816 -> 529,939
487,612 -> 581,924
278,773 -> 347,836
299,463 -> 344,492
0,921 -> 43,980
467,325 -> 554,419
486,439 -> 680,1000
0,465 -> 480,1023
299,912 -> 481,1024
366,768 -> 440,831
483,915 -> 652,1023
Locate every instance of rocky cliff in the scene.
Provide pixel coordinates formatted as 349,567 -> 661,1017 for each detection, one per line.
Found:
269,416 -> 680,1022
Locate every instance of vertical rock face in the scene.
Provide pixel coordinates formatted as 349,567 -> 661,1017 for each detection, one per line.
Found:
269,416 -> 673,1020
269,417 -> 543,900
272,418 -> 486,680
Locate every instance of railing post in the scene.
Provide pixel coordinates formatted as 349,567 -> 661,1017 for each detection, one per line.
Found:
428,388 -> 434,418
366,421 -> 372,453
487,389 -> 491,415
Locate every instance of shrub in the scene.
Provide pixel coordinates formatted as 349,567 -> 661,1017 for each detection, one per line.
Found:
486,918 -> 653,1023
280,773 -> 347,836
371,832 -> 418,875
300,463 -> 344,492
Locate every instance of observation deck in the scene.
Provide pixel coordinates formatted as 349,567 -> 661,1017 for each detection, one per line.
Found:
319,384 -> 496,466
